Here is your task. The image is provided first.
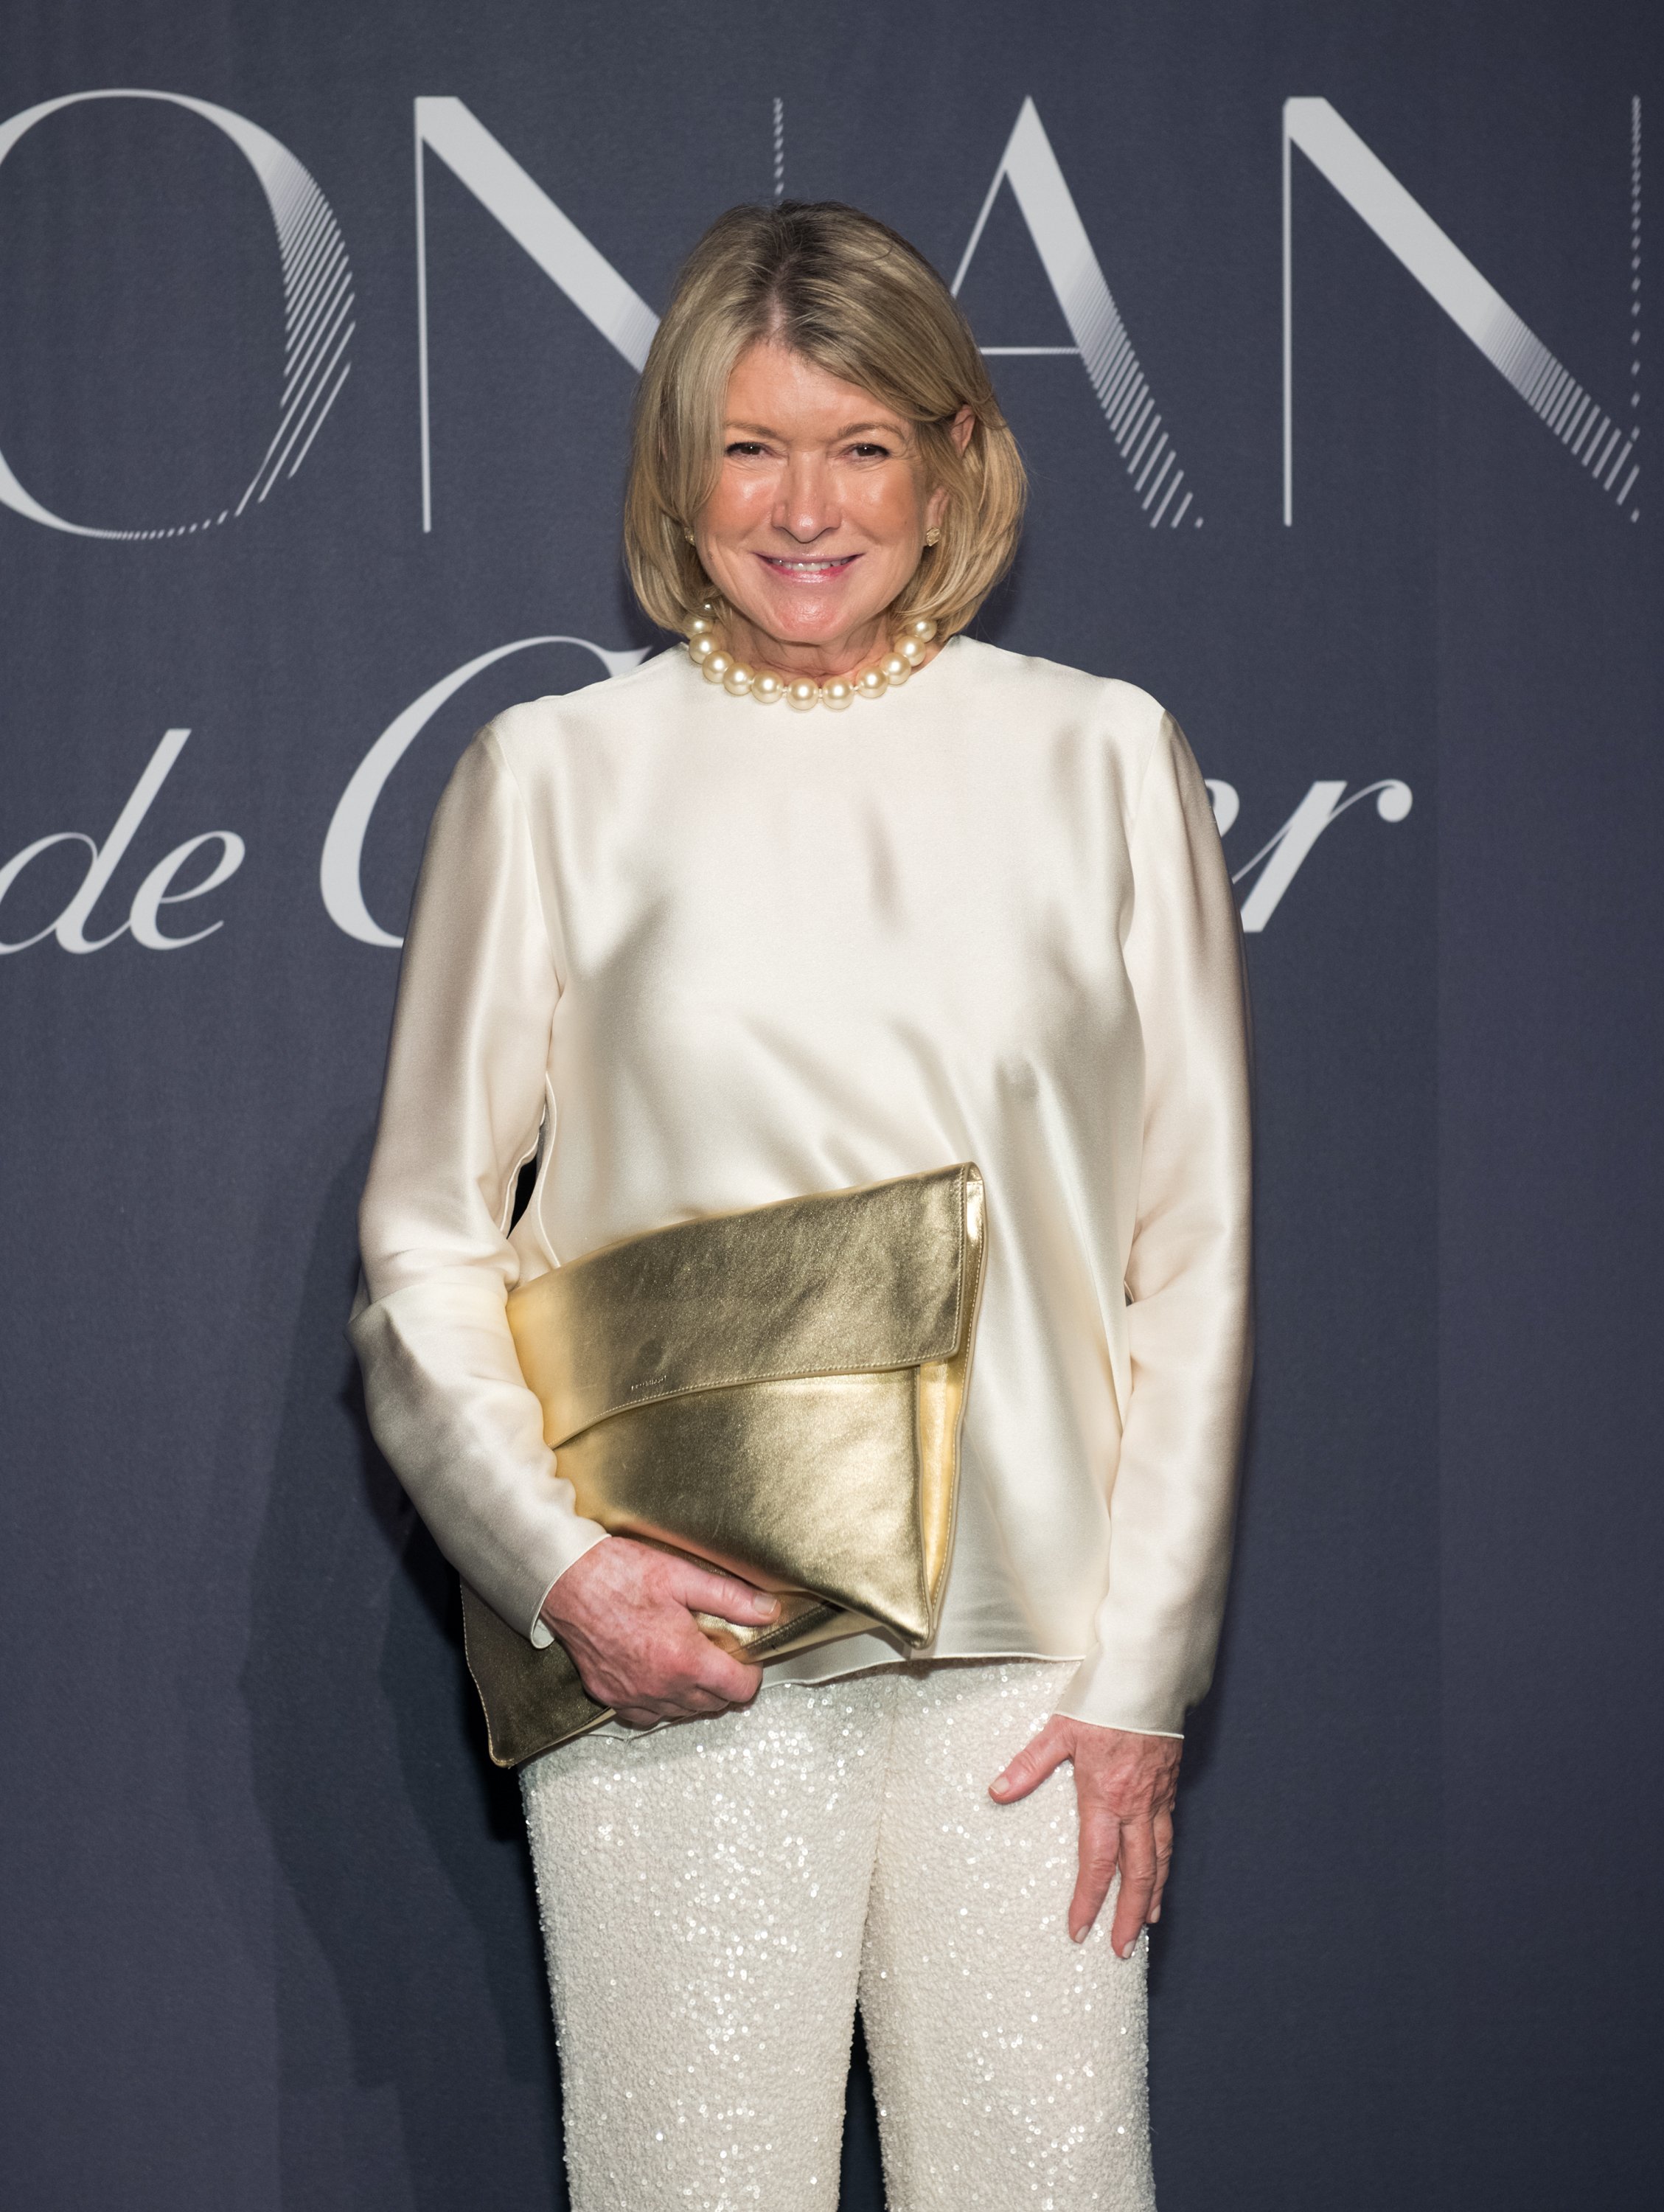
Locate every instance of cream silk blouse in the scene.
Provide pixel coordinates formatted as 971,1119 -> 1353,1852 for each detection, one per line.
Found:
352,636 -> 1252,1736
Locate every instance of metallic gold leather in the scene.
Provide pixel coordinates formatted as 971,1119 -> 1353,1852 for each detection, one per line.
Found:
353,651 -> 1253,1740
916,1157 -> 984,1615
504,1167 -> 971,1446
462,1164 -> 985,1767
691,1590 -> 853,1660
555,1372 -> 932,1632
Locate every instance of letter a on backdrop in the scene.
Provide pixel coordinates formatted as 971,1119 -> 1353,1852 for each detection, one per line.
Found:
954,97 -> 1201,529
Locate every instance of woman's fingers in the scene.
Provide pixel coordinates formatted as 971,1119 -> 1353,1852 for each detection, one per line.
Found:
668,1557 -> 781,1629
633,1615 -> 759,1715
997,1717 -> 1182,1949
541,1537 -> 778,1716
1146,1808 -> 1175,1924
613,1673 -> 744,1728
989,1715 -> 1073,1804
691,1643 -> 762,1707
1109,1817 -> 1158,1957
1069,1795 -> 1122,1944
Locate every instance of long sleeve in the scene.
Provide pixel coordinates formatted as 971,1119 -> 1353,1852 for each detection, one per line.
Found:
347,643 -> 1250,1719
349,727 -> 609,1639
1055,714 -> 1253,1736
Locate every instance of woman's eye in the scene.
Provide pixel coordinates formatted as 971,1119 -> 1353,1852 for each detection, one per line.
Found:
848,442 -> 891,460
725,441 -> 768,457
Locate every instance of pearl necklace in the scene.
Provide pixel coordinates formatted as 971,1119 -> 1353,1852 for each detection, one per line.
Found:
684,602 -> 939,711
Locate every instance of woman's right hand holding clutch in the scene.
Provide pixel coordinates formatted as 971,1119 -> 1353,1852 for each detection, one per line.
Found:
538,1536 -> 779,1726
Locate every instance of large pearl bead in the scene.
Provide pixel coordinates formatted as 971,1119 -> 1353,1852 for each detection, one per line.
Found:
687,615 -> 716,638
855,665 -> 889,700
904,616 -> 937,643
895,634 -> 925,664
879,651 -> 911,686
688,633 -> 718,665
786,677 -> 821,712
821,677 -> 854,711
723,661 -> 755,695
751,670 -> 784,706
703,650 -> 734,686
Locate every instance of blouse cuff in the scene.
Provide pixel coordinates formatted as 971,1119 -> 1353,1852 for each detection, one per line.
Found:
527,1534 -> 611,1646
1053,1646 -> 1188,1738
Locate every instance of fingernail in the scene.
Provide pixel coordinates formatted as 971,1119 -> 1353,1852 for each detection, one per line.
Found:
989,1778 -> 1009,1798
1071,1926 -> 1086,1944
755,1595 -> 779,1616
1120,1941 -> 1137,1959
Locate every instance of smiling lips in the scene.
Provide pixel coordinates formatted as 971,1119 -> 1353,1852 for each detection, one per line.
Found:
759,554 -> 860,580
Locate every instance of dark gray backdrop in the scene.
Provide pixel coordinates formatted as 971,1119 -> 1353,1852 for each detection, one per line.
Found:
1,4 -> 1658,2208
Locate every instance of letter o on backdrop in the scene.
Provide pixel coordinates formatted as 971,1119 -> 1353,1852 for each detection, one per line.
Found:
0,88 -> 354,541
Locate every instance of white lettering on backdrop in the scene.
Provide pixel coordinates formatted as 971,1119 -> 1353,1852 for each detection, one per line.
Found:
0,730 -> 246,953
0,669 -> 1411,958
953,97 -> 1200,529
0,91 -> 352,540
0,85 -> 1637,536
319,636 -> 651,947
317,639 -> 1412,948
412,98 -> 658,534
408,93 -> 1201,532
1284,97 -> 1637,522
1214,777 -> 1414,932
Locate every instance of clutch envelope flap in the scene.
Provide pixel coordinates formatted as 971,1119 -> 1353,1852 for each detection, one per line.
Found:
507,1162 -> 974,1447
469,1162 -> 986,1767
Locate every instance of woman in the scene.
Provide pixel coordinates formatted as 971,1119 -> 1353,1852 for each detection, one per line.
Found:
353,201 -> 1251,2211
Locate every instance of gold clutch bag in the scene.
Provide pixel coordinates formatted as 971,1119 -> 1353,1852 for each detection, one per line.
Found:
461,1161 -> 986,1767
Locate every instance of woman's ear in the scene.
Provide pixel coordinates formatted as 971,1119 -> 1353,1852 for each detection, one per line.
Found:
950,404 -> 975,457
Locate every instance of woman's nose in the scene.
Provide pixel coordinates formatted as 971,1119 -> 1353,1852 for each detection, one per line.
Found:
772,458 -> 840,541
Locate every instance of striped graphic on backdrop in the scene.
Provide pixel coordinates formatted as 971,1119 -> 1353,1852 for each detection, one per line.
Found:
1284,97 -> 1638,524
0,90 -> 353,540
233,143 -> 355,517
955,98 -> 1200,529
1632,95 -> 1642,481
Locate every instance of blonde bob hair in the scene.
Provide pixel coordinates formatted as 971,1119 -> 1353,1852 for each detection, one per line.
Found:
624,201 -> 1026,641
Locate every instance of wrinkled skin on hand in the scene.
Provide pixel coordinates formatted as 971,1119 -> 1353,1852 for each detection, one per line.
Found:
545,1541 -> 1180,1950
539,1535 -> 779,1728
991,1716 -> 1183,1954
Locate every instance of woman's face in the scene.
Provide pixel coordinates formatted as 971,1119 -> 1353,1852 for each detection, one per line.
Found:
692,341 -> 959,677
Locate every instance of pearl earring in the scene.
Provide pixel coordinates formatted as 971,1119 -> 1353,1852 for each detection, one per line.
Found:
683,527 -> 695,543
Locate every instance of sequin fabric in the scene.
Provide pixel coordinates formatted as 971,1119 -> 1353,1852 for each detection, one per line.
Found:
519,1660 -> 1155,2211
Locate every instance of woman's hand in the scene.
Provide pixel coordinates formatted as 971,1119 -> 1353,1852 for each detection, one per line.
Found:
990,1717 -> 1183,1955
538,1536 -> 779,1727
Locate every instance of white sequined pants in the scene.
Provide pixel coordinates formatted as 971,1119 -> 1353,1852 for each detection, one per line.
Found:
519,1659 -> 1155,2212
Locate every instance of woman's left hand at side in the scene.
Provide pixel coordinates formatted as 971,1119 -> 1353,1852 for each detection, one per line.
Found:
990,1717 -> 1183,1957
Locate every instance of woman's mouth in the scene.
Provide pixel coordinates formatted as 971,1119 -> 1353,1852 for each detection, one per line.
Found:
757,554 -> 859,581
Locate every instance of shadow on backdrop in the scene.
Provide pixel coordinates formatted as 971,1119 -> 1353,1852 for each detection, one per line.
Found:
240,1135 -> 565,2208
235,1133 -> 894,2210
